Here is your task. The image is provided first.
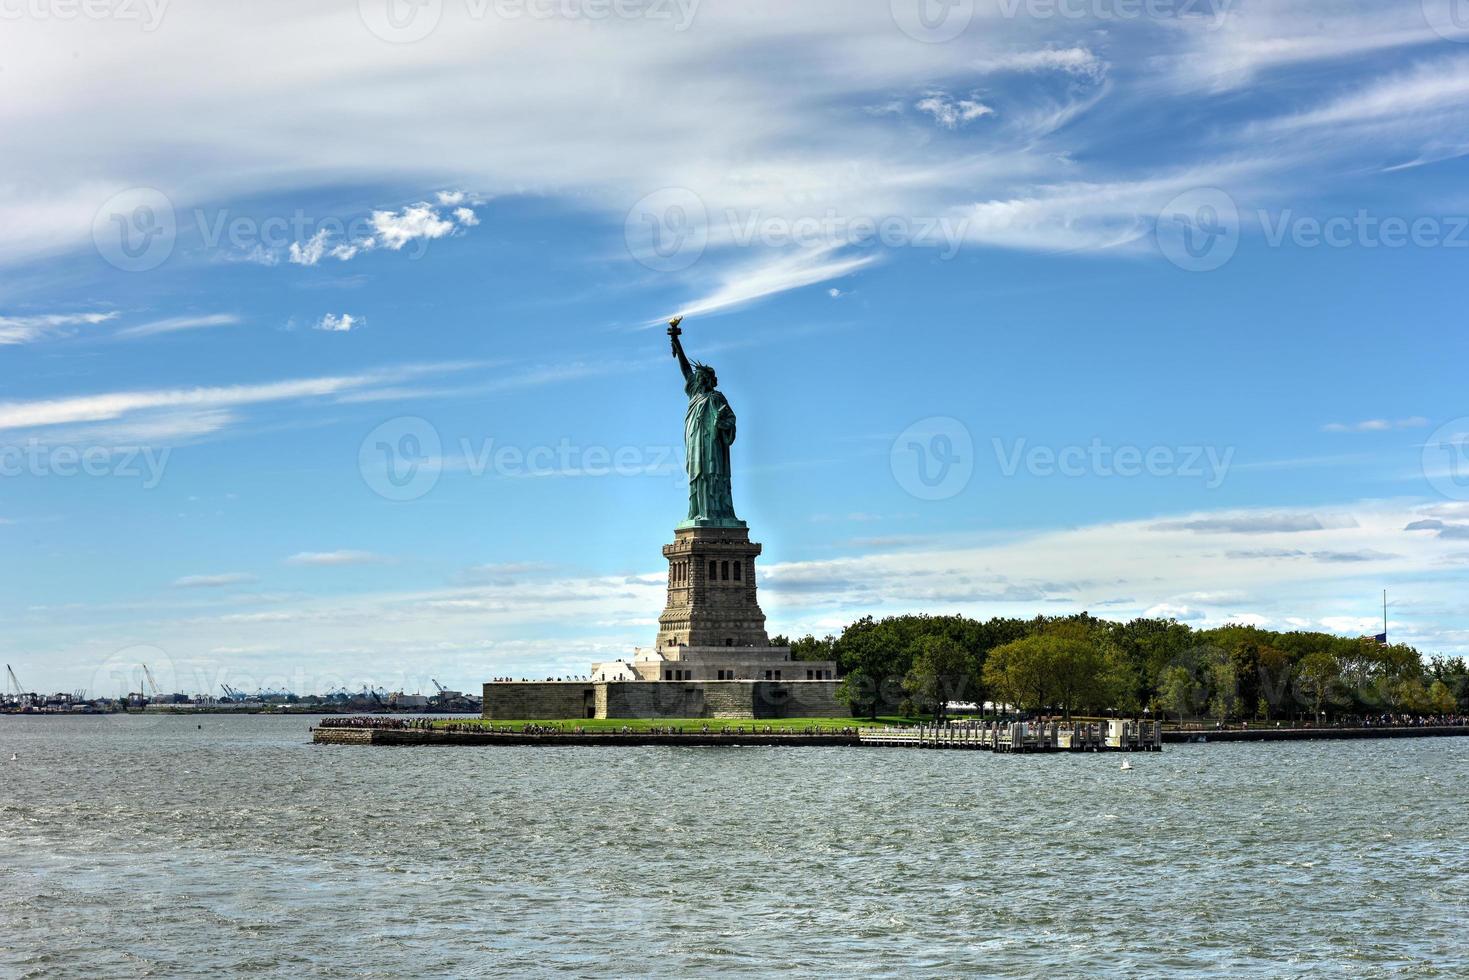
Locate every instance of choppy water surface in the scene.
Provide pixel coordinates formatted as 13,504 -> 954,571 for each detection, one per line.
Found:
1,716 -> 1465,978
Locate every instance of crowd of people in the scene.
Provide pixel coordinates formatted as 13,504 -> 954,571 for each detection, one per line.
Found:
1179,713 -> 1469,731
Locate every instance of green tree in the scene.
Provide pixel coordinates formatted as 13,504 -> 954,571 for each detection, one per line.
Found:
1297,650 -> 1341,721
835,669 -> 879,720
1427,679 -> 1457,715
983,635 -> 1053,716
1208,657 -> 1240,724
773,634 -> 837,662
1157,664 -> 1204,725
902,636 -> 979,723
1048,622 -> 1130,719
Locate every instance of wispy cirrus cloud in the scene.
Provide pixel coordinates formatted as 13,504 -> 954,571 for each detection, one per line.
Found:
670,246 -> 878,320
1323,417 -> 1429,433
0,311 -> 116,345
172,573 -> 258,588
1149,512 -> 1344,534
284,550 -> 389,567
1162,6 -> 1448,92
1265,56 -> 1469,133
114,313 -> 242,339
0,362 -> 478,446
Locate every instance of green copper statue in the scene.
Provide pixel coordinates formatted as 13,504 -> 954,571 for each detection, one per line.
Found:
668,317 -> 744,528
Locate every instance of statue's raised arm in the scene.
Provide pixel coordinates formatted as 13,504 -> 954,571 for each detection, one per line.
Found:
668,316 -> 693,383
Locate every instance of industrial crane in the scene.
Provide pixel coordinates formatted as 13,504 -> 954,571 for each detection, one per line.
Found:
142,664 -> 162,698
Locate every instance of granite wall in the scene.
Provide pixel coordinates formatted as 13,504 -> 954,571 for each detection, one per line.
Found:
483,680 -> 843,720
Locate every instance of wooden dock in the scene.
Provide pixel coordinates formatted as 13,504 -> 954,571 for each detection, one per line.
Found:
858,719 -> 1164,753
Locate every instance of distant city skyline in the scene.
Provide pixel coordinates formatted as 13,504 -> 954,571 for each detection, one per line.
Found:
2,2 -> 1468,693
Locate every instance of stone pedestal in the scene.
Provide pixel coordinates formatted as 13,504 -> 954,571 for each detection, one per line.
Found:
655,525 -> 770,650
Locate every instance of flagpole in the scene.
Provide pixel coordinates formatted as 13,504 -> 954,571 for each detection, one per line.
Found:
1383,589 -> 1387,643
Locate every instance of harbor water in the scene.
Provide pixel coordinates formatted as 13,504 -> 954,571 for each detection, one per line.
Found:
1,714 -> 1465,977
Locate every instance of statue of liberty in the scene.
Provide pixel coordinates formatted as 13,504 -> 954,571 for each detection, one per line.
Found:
668,317 -> 743,527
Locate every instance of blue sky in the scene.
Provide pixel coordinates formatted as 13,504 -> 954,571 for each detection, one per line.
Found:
2,0 -> 1468,695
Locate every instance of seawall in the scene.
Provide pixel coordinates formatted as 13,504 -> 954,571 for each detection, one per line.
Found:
1162,725 -> 1469,743
312,727 -> 859,747
314,723 -> 1469,748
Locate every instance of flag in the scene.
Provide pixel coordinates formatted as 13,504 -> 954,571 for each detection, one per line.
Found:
1373,632 -> 1388,646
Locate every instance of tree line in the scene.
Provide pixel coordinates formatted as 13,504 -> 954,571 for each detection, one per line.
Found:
773,614 -> 1468,723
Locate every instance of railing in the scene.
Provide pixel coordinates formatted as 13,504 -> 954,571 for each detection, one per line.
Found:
858,720 -> 1164,752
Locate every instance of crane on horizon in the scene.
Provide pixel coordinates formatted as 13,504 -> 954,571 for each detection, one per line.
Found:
5,664 -> 26,701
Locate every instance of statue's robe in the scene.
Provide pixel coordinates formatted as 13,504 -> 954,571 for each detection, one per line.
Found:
684,375 -> 738,522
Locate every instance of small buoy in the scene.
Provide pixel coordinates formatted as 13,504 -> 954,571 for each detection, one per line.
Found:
9,753 -> 17,761
1120,759 -> 1133,771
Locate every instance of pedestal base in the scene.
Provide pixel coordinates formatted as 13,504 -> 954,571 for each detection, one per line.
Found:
655,524 -> 770,650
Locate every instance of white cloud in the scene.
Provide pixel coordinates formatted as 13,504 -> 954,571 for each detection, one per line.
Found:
315,313 -> 361,332
115,313 -> 241,339
671,246 -> 877,320
14,498 -> 1469,693
1149,512 -> 1338,534
1323,417 -> 1430,433
284,550 -> 388,567
1143,603 -> 1205,622
370,203 -> 457,250
173,573 -> 258,588
285,202 -> 479,266
1268,56 -> 1469,133
0,4 -> 1458,320
0,5 -> 1223,279
980,47 -> 1106,81
0,311 -> 116,345
223,244 -> 281,267
915,93 -> 994,129
957,163 -> 1261,254
0,362 -> 471,436
288,229 -> 332,266
1163,7 -> 1447,92
1319,615 -> 1385,635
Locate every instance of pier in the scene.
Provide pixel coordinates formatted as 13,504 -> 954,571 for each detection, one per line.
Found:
312,716 -> 1469,749
857,719 -> 1164,752
310,717 -> 1165,751
312,725 -> 858,747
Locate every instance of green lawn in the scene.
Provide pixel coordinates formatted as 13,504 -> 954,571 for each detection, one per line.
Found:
435,716 -> 922,732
